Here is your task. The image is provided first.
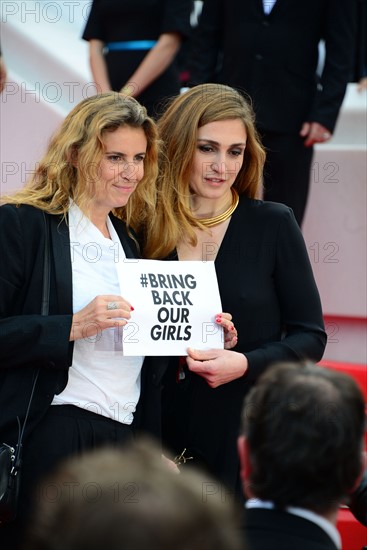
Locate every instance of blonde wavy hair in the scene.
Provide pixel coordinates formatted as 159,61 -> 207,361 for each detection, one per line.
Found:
2,92 -> 159,231
143,84 -> 266,259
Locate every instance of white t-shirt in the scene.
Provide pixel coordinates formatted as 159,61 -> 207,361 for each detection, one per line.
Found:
52,203 -> 143,424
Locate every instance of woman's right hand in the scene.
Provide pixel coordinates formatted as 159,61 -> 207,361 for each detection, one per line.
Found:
69,295 -> 133,341
215,312 -> 238,349
186,348 -> 248,388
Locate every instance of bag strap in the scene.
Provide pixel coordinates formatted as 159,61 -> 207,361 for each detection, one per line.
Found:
12,212 -> 51,474
41,211 -> 51,315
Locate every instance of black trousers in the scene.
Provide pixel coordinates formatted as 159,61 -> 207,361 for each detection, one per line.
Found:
261,131 -> 314,227
1,405 -> 133,548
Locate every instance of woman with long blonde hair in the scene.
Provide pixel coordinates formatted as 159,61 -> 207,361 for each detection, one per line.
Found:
150,84 -> 327,494
0,93 -> 164,545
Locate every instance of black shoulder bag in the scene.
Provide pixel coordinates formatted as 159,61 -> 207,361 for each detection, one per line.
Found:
0,212 -> 50,524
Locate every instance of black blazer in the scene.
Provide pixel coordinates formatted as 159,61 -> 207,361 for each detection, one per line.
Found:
349,469 -> 367,526
189,0 -> 356,133
353,0 -> 367,81
243,508 -> 338,550
0,204 -> 167,446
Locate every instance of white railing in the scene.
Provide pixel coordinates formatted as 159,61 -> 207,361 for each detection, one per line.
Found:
303,84 -> 367,363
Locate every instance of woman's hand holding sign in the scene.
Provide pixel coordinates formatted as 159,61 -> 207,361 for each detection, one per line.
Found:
215,312 -> 238,350
186,347 -> 248,388
183,312 -> 243,388
70,295 -> 133,341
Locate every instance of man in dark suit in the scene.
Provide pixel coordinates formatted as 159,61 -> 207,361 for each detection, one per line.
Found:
189,0 -> 357,225
238,362 -> 365,550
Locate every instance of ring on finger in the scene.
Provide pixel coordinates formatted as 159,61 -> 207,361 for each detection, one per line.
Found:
107,301 -> 119,310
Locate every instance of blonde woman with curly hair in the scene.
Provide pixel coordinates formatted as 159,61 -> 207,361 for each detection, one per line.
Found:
147,84 -> 327,496
0,93 -> 166,546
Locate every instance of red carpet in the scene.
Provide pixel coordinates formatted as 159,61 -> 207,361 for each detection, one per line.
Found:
319,360 -> 367,400
319,360 -> 367,549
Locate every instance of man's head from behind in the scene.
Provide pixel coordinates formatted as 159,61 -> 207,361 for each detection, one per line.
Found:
239,362 -> 365,515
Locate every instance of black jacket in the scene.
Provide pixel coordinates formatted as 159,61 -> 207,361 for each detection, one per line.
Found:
349,470 -> 367,526
243,508 -> 338,550
189,0 -> 356,133
0,204 -> 167,446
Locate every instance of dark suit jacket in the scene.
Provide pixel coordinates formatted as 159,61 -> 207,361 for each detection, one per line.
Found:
353,0 -> 367,81
0,204 -> 167,446
244,508 -> 338,550
349,469 -> 367,526
189,0 -> 356,133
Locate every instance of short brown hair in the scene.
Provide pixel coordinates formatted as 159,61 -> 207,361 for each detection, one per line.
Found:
242,362 -> 365,513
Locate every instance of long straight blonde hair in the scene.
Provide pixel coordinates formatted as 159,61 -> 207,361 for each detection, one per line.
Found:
143,84 -> 266,259
2,93 -> 159,231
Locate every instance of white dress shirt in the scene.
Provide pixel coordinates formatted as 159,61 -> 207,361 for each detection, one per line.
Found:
52,203 -> 143,424
263,0 -> 277,15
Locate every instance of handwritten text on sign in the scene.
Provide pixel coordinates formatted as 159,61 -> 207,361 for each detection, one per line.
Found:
117,260 -> 223,356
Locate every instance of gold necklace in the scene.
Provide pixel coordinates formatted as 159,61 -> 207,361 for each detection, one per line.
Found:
196,188 -> 239,228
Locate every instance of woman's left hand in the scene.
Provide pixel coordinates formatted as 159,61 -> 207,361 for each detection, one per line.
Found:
215,312 -> 238,350
186,348 -> 248,388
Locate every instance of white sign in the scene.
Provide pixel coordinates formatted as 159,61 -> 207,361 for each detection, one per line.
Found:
117,259 -> 224,356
